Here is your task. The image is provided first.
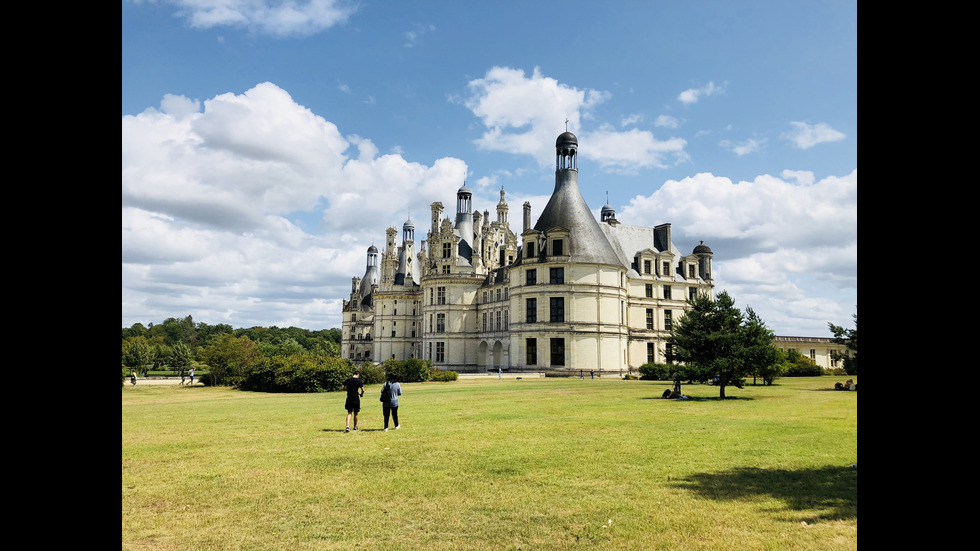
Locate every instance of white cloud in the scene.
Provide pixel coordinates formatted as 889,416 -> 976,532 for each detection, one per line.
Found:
719,137 -> 764,156
618,170 -> 857,335
168,0 -> 358,38
462,66 -> 687,172
654,114 -> 680,129
677,81 -> 726,104
122,82 -> 467,329
784,121 -> 846,149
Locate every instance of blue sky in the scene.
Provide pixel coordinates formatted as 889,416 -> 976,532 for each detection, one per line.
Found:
122,0 -> 857,336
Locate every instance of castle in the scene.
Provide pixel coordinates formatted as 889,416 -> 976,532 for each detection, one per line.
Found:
341,131 -> 715,374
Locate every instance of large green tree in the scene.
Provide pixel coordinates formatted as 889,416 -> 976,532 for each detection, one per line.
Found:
829,311 -> 857,375
198,334 -> 264,386
666,291 -> 780,397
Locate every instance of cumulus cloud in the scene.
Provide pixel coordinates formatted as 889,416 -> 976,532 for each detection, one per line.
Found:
618,170 -> 857,334
166,0 -> 358,38
122,82 -> 466,329
784,121 -> 846,149
677,81 -> 726,104
461,66 -> 687,171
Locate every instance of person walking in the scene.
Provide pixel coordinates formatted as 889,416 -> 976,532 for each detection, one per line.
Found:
188,367 -> 195,386
179,368 -> 186,386
381,373 -> 402,432
342,371 -> 365,432
131,370 -> 137,387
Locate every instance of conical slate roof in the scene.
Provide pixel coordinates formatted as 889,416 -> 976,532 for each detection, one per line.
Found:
533,164 -> 623,267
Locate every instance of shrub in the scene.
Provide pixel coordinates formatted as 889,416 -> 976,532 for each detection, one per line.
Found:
238,353 -> 355,392
382,358 -> 433,383
784,359 -> 823,377
358,362 -> 386,385
430,368 -> 458,382
622,374 -> 639,380
638,362 -> 672,381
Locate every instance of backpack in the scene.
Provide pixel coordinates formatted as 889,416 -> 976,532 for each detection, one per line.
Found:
380,382 -> 391,403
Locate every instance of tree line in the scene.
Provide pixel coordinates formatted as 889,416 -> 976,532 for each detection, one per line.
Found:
122,315 -> 342,377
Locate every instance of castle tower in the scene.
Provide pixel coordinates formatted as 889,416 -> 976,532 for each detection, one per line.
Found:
455,183 -> 474,262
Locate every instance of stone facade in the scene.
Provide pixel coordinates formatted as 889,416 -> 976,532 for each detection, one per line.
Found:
341,132 -> 716,374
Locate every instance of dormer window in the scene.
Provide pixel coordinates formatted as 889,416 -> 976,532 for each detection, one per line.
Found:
552,239 -> 564,256
526,241 -> 535,257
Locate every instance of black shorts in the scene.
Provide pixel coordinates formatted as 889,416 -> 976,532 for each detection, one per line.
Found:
345,397 -> 360,413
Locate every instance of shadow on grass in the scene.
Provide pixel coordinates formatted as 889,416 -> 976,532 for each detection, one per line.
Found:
673,465 -> 857,521
641,395 -> 754,401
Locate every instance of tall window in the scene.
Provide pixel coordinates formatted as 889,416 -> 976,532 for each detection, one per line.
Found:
664,310 -> 672,331
526,338 -> 537,365
437,286 -> 446,305
550,297 -> 564,322
646,308 -> 654,330
664,285 -> 672,299
689,287 -> 696,301
436,342 -> 445,362
496,311 -> 501,331
442,242 -> 452,259
662,261 -> 670,276
645,284 -> 653,298
482,312 -> 487,332
504,310 -> 509,330
526,298 -> 537,323
436,313 -> 445,333
689,265 -> 696,278
550,338 -> 565,366
644,259 -> 651,274
526,242 -> 535,257
552,239 -> 564,256
550,267 -> 564,284
647,342 -> 655,363
527,269 -> 537,285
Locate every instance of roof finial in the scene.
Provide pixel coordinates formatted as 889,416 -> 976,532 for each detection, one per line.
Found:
565,118 -> 569,131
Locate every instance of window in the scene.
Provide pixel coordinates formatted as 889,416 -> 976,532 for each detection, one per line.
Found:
496,311 -> 501,331
527,269 -> 536,285
526,242 -> 535,257
647,342 -> 655,363
428,315 -> 432,332
552,239 -> 564,256
646,308 -> 654,330
482,312 -> 487,332
810,349 -> 816,360
437,313 -> 445,333
496,289 -> 501,301
644,259 -> 651,274
665,343 -> 673,363
437,286 -> 446,305
351,313 -> 356,322
526,338 -> 537,365
504,310 -> 509,330
550,338 -> 565,366
436,342 -> 445,362
662,261 -> 670,276
645,284 -> 653,298
689,287 -> 696,301
689,265 -> 696,278
442,265 -> 450,274
550,267 -> 564,284
526,298 -> 537,323
550,297 -> 565,322
664,285 -> 672,300
442,242 -> 452,259
664,310 -> 672,331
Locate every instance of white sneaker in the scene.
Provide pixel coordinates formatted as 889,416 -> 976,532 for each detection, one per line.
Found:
383,428 -> 388,432
395,425 -> 400,430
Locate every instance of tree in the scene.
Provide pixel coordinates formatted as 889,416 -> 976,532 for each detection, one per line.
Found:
169,341 -> 193,373
123,337 -> 152,376
829,310 -> 857,375
667,291 -> 749,398
198,334 -> 264,386
742,307 -> 784,386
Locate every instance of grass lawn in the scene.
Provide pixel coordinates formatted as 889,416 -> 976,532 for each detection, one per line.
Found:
122,376 -> 857,550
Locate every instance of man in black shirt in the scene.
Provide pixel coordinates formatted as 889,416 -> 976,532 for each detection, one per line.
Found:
342,371 -> 365,432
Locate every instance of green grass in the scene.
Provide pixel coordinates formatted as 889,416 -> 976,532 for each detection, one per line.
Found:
122,376 -> 857,550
